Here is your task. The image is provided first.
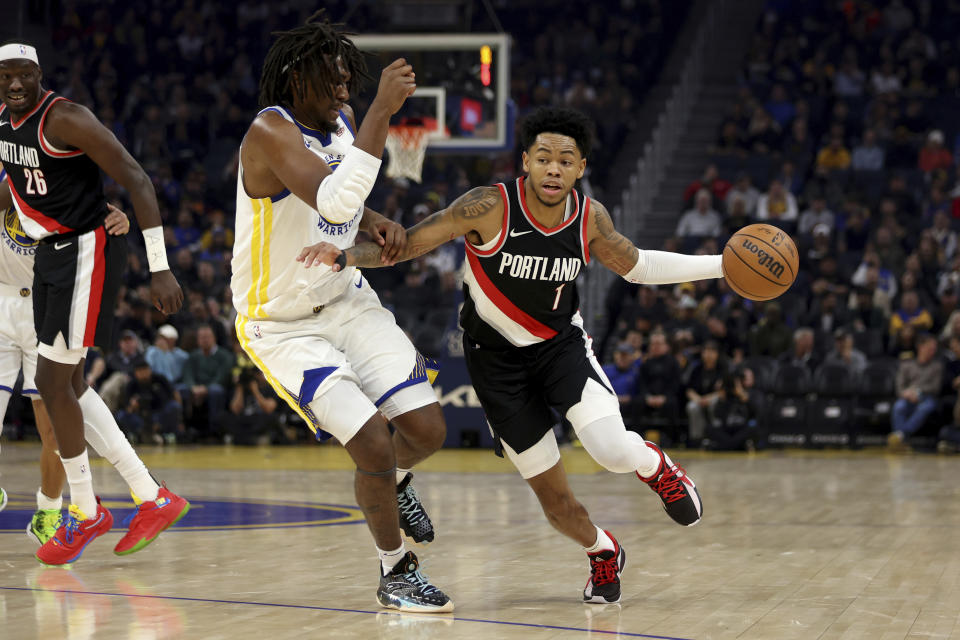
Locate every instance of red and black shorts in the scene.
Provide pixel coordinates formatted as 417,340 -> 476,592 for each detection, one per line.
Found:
33,227 -> 126,351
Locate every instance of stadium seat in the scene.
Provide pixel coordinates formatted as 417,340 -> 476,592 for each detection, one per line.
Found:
807,363 -> 858,446
766,363 -> 812,446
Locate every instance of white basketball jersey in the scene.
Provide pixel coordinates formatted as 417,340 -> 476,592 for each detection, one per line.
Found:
0,171 -> 38,289
231,106 -> 365,322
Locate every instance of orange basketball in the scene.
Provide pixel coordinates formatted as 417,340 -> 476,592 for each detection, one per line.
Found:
722,224 -> 798,301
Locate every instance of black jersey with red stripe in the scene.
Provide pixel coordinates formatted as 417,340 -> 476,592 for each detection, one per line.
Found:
460,176 -> 591,348
0,91 -> 107,240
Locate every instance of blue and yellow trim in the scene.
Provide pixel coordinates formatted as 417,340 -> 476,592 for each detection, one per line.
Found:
374,353 -> 440,407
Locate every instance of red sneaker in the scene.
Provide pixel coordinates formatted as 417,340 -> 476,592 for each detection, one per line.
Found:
638,442 -> 703,526
114,486 -> 190,556
583,531 -> 626,604
35,499 -> 113,566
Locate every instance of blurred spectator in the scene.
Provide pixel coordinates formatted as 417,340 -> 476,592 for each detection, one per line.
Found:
885,127 -> 918,169
602,343 -> 641,428
851,129 -> 885,171
704,372 -> 758,451
918,130 -> 953,173
778,327 -> 820,374
98,329 -> 143,412
636,331 -> 682,444
178,324 -> 234,435
748,302 -> 793,357
756,179 -> 798,223
145,324 -> 189,383
116,358 -> 183,445
622,285 -> 669,334
824,328 -> 868,377
225,368 -> 282,445
745,108 -> 781,154
797,196 -> 835,236
889,333 -> 942,448
724,196 -> 753,236
782,119 -> 814,164
676,189 -> 722,239
849,286 -> 889,333
889,290 -> 934,338
683,340 -> 724,445
815,134 -> 852,172
725,173 -> 760,216
682,165 -> 731,206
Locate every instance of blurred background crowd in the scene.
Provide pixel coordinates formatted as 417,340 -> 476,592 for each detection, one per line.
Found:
4,0 -> 959,454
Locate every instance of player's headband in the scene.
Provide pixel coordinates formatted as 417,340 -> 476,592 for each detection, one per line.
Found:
0,43 -> 39,65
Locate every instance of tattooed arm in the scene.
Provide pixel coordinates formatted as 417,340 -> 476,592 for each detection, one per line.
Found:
297,186 -> 504,269
587,199 -> 724,283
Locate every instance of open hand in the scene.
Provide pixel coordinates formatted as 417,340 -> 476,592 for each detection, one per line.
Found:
104,203 -> 131,235
297,242 -> 343,270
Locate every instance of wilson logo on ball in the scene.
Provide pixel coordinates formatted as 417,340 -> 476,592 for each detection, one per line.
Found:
740,239 -> 785,280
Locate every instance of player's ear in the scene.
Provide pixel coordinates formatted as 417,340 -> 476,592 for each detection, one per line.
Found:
576,158 -> 586,180
521,151 -> 529,173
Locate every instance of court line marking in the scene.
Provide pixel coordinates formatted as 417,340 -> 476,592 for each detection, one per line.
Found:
0,586 -> 695,639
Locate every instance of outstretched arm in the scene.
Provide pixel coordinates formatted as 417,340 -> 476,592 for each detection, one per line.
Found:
588,200 -> 724,283
297,186 -> 504,269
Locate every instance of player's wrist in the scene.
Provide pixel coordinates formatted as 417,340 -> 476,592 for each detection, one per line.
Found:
142,226 -> 170,272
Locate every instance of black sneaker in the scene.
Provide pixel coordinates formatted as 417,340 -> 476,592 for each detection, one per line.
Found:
377,551 -> 454,613
583,532 -> 626,604
397,473 -> 435,544
637,441 -> 703,526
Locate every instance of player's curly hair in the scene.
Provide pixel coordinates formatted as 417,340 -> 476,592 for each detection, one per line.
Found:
518,107 -> 594,158
258,10 -> 370,109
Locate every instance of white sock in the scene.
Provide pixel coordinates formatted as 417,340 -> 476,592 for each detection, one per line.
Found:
37,487 -> 62,511
378,543 -> 406,575
396,468 -> 411,485
78,388 -> 159,502
635,436 -> 661,479
61,450 -> 96,517
583,526 -> 615,554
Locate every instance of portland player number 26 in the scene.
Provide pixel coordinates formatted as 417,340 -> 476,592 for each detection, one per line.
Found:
23,168 -> 47,195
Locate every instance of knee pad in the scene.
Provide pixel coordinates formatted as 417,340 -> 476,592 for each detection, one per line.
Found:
576,415 -> 650,474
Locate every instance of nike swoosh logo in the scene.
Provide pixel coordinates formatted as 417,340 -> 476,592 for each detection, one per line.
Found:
509,229 -> 533,238
54,241 -> 72,250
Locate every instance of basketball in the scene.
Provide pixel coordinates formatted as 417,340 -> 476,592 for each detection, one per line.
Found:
722,224 -> 798,301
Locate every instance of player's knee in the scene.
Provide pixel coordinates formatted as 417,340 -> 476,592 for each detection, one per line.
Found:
593,446 -> 640,474
347,415 -> 396,472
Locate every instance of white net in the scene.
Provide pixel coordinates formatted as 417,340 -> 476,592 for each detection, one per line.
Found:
385,126 -> 431,183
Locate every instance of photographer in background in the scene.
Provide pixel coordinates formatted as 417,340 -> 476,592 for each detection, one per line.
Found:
116,358 -> 184,445
703,372 -> 759,451
224,366 -> 283,446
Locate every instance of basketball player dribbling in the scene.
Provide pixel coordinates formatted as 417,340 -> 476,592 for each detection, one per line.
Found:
0,176 -> 130,546
0,42 -> 190,565
306,107 -> 726,604
231,13 -> 452,612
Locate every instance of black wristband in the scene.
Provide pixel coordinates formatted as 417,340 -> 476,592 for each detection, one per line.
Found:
334,252 -> 348,270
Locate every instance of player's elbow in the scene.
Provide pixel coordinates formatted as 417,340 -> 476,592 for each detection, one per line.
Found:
315,189 -> 365,224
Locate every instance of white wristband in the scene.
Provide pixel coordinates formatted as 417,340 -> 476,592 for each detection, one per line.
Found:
142,226 -> 170,272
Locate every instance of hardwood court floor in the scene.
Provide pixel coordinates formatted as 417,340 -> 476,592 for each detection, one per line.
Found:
1,443 -> 959,639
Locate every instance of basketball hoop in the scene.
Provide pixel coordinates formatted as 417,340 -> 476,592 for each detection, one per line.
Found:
385,124 -> 431,183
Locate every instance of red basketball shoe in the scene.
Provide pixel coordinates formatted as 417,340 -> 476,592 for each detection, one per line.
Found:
114,485 -> 190,556
36,499 -> 113,566
638,442 -> 702,526
583,531 -> 626,604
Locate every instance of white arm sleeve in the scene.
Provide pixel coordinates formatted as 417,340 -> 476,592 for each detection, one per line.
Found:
624,250 -> 724,285
315,147 -> 382,224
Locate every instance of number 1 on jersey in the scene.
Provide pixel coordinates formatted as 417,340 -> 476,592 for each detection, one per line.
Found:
552,283 -> 566,311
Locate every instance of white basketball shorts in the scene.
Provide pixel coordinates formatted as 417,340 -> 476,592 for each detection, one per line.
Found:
0,284 -> 40,397
235,270 -> 438,444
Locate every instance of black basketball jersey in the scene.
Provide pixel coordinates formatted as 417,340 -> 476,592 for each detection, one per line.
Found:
460,176 -> 592,348
0,90 -> 107,240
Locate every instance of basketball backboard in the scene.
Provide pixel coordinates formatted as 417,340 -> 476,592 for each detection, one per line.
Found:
350,33 -> 511,152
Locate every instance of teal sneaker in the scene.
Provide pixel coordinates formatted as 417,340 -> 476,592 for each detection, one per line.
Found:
27,508 -> 62,546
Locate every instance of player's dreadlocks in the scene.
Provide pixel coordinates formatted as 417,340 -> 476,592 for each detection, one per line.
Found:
258,10 -> 369,109
519,107 -> 594,158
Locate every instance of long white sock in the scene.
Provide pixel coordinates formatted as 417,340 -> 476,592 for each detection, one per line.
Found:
78,388 -> 159,502
396,468 -> 411,485
37,487 -> 62,511
61,450 -> 96,517
378,543 -> 406,575
583,526 -> 615,554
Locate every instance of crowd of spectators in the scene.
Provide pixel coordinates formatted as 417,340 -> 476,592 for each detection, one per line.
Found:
600,0 -> 960,453
13,0 -> 685,444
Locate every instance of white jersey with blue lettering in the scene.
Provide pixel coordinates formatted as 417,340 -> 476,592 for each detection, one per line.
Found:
0,170 -> 37,289
231,106 -> 365,322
